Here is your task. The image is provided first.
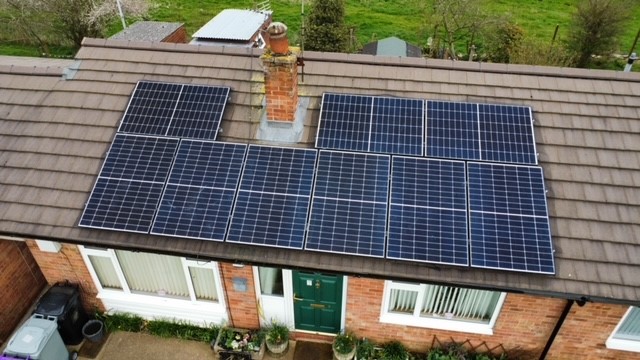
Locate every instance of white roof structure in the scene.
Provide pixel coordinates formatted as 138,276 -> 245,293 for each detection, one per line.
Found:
192,9 -> 271,41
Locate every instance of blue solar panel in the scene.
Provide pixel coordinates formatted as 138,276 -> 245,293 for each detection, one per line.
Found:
479,104 -> 536,165
79,134 -> 179,233
315,93 -> 373,152
426,100 -> 480,160
387,157 -> 468,265
168,84 -> 230,140
119,81 -> 182,136
467,162 -> 554,274
370,96 -> 424,156
226,146 -> 317,249
151,141 -> 246,241
306,151 -> 389,257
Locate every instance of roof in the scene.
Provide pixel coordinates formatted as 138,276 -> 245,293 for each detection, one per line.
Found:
109,21 -> 184,42
361,36 -> 422,58
0,39 -> 639,305
192,9 -> 270,41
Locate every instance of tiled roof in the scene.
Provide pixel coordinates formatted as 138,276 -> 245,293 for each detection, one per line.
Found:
0,38 -> 639,304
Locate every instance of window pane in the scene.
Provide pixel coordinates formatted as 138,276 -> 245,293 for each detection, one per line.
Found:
388,289 -> 418,314
421,285 -> 500,323
615,307 -> 640,341
188,267 -> 219,302
116,250 -> 189,298
89,255 -> 122,290
258,267 -> 283,296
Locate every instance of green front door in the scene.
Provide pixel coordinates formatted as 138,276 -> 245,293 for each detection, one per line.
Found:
292,271 -> 343,333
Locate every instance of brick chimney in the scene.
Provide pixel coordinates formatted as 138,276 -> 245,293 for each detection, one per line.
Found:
261,22 -> 298,122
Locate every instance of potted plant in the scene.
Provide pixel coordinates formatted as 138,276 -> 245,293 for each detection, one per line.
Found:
212,327 -> 265,360
332,331 -> 356,360
356,338 -> 376,360
264,321 -> 289,356
379,341 -> 409,360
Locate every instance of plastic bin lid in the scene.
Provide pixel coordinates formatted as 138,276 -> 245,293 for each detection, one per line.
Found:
35,286 -> 76,317
7,316 -> 56,355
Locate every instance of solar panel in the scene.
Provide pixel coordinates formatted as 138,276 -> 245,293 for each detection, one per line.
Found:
79,134 -> 179,233
315,93 -> 373,152
370,96 -> 424,156
479,104 -> 537,164
167,84 -> 230,140
387,157 -> 468,265
467,162 -> 554,274
119,81 -> 182,136
227,146 -> 317,249
306,150 -> 389,257
151,141 -> 246,241
425,100 -> 480,160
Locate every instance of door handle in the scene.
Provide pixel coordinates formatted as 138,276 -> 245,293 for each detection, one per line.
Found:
293,293 -> 303,302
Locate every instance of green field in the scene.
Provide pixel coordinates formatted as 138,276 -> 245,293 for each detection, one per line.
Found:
2,0 -> 640,58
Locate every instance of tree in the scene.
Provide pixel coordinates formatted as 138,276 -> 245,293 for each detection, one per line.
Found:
0,0 -> 149,54
304,0 -> 347,52
566,0 -> 631,68
483,21 -> 524,63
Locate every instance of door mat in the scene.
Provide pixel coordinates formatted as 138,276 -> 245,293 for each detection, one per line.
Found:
293,341 -> 333,360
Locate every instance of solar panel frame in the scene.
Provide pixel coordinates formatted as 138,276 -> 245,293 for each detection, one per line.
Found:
315,93 -> 374,152
305,150 -> 390,258
387,157 -> 468,266
467,161 -> 555,274
226,145 -> 317,249
478,104 -> 537,165
167,84 -> 230,140
118,81 -> 182,136
150,140 -> 247,241
425,100 -> 481,161
370,96 -> 425,156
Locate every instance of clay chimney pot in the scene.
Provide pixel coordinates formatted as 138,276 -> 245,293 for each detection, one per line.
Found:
267,22 -> 289,55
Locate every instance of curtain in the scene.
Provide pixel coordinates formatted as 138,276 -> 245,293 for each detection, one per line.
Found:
616,307 -> 640,341
421,285 -> 500,322
259,267 -> 283,296
89,255 -> 122,289
116,250 -> 189,298
388,289 -> 418,313
188,267 -> 218,301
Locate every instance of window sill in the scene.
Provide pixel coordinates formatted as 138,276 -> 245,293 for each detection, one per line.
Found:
606,338 -> 640,353
380,312 -> 494,335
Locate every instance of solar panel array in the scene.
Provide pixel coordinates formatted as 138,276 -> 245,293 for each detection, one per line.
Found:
119,81 -> 230,140
81,84 -> 555,276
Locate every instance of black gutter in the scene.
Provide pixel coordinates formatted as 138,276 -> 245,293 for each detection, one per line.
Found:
539,298 -> 586,360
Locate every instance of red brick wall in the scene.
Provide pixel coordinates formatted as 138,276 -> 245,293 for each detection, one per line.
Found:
26,240 -> 104,313
220,263 -> 260,329
162,26 -> 188,43
262,53 -> 299,122
0,240 -> 47,346
546,302 -> 640,360
346,277 -> 565,359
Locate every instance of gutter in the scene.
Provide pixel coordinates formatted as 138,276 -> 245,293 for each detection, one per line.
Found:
538,298 -> 586,359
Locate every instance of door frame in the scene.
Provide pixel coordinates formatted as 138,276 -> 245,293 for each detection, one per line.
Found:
253,267 -> 347,333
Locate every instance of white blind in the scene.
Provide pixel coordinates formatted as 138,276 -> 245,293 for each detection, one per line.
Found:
388,289 -> 418,313
259,267 -> 283,296
616,307 -> 640,341
421,285 -> 500,322
188,267 -> 218,301
89,255 -> 122,290
116,250 -> 189,298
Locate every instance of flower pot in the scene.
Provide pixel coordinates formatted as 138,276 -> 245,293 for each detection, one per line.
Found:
212,327 -> 265,360
332,342 -> 356,360
81,319 -> 105,343
266,340 -> 289,356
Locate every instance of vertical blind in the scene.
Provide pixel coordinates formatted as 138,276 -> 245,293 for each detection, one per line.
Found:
189,266 -> 218,301
616,307 -> 640,341
116,250 -> 189,298
388,289 -> 418,313
89,255 -> 122,289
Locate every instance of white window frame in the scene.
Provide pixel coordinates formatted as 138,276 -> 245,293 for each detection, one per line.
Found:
606,306 -> 640,353
79,245 -> 227,325
379,281 -> 505,335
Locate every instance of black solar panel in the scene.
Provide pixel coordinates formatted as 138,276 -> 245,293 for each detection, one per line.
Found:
119,81 -> 182,136
426,100 -> 480,160
316,93 -> 373,152
306,151 -> 390,257
119,81 -> 230,140
479,104 -> 537,164
79,134 -> 179,233
370,96 -> 424,156
227,146 -> 317,249
168,84 -> 230,140
151,141 -> 246,241
467,162 -> 554,274
387,157 -> 468,265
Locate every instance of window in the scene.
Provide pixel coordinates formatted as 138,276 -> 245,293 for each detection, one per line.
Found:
607,307 -> 640,352
258,267 -> 284,296
380,281 -> 505,335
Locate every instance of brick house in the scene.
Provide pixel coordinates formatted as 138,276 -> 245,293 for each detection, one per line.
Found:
0,36 -> 639,360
